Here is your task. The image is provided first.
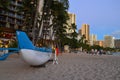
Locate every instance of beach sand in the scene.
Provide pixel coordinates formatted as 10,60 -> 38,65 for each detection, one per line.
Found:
0,53 -> 120,80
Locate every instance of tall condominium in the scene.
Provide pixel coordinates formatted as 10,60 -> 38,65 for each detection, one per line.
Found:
90,34 -> 97,46
81,24 -> 90,41
0,0 -> 23,29
114,39 -> 120,49
104,35 -> 114,48
66,12 -> 76,34
94,40 -> 104,47
67,12 -> 76,25
0,0 -> 44,30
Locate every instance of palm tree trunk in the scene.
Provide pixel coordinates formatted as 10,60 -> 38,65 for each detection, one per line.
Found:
36,0 -> 52,44
32,0 -> 41,44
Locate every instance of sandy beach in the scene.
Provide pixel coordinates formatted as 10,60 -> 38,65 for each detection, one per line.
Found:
0,53 -> 120,80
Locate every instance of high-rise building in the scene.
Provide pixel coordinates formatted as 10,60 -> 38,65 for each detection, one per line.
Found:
90,34 -> 97,46
94,40 -> 104,47
114,39 -> 120,49
104,35 -> 114,48
78,29 -> 82,35
0,0 -> 23,29
81,24 -> 90,41
66,12 -> 76,34
67,12 -> 76,25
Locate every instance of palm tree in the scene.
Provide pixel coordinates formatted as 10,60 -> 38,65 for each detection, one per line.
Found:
67,23 -> 79,49
0,0 -> 10,10
17,0 -> 39,44
35,0 -> 69,47
18,0 -> 37,31
70,23 -> 78,38
50,1 -> 69,34
78,34 -> 90,50
79,34 -> 86,43
59,0 -> 69,9
17,0 -> 69,47
50,0 -> 69,48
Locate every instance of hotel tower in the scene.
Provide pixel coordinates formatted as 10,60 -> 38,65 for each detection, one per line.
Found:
81,24 -> 90,41
66,12 -> 76,34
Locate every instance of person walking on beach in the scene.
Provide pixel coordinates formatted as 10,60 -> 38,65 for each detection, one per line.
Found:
53,46 -> 59,64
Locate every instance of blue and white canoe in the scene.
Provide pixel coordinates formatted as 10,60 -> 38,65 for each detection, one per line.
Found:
16,31 -> 52,66
0,31 -> 52,66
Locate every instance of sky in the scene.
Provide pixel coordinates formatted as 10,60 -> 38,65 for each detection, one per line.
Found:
68,0 -> 120,40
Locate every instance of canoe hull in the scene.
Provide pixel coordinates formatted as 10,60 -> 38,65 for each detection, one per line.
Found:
20,49 -> 51,66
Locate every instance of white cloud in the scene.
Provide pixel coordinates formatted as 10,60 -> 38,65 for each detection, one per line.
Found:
111,31 -> 120,39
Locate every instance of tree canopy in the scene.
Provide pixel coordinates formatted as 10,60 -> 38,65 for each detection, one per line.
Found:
0,0 -> 10,10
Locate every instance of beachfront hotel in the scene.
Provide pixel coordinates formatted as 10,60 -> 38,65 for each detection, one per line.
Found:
104,35 -> 114,48
114,39 -> 120,49
89,34 -> 97,46
80,24 -> 90,42
0,0 -> 23,47
0,0 -> 23,29
94,40 -> 104,47
66,12 -> 76,34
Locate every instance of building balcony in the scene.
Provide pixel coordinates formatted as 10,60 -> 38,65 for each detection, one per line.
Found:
8,8 -> 17,13
11,1 -> 17,6
0,15 -> 6,20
